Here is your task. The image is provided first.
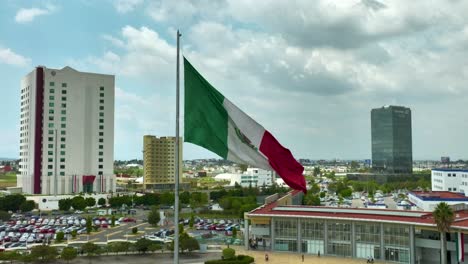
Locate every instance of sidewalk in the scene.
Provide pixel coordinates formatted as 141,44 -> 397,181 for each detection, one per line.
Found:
231,246 -> 387,264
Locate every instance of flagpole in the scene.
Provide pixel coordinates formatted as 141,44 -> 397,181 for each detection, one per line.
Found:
174,29 -> 182,264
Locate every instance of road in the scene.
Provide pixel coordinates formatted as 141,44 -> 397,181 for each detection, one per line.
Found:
70,252 -> 221,264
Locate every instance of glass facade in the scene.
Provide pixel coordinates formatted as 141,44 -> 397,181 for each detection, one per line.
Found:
265,218 -> 412,263
301,219 -> 324,255
371,106 -> 412,173
327,221 -> 352,257
274,219 -> 297,252
356,222 -> 381,259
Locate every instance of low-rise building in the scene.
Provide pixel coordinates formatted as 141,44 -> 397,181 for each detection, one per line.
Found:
432,168 -> 468,194
246,190 -> 468,264
408,191 -> 468,211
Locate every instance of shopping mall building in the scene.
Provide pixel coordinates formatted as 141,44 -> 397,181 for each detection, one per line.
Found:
245,191 -> 468,264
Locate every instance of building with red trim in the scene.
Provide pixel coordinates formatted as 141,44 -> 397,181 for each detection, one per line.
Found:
18,66 -> 115,194
245,191 -> 468,264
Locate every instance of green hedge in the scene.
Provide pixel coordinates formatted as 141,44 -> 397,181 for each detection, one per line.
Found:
205,255 -> 254,264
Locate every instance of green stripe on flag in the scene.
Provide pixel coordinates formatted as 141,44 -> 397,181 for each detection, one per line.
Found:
184,57 -> 229,158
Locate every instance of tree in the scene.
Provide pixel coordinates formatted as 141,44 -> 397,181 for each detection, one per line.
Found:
98,198 -> 106,207
310,183 -> 320,194
189,214 -> 194,228
59,199 -> 72,211
180,191 -> 190,205
71,230 -> 77,239
303,193 -> 320,206
0,250 -> 21,263
56,231 -> 65,242
232,227 -> 237,238
433,202 -> 455,264
2,194 -> 26,212
148,206 -> 160,226
19,200 -> 36,212
111,215 -> 116,227
148,243 -> 162,253
71,196 -> 86,211
134,238 -> 152,254
29,245 -> 58,263
61,247 -> 78,264
313,166 -> 320,177
319,192 -> 326,198
85,197 -> 96,207
132,227 -> 138,234
339,188 -> 353,198
86,216 -> 93,234
0,211 -> 11,221
82,242 -> 100,261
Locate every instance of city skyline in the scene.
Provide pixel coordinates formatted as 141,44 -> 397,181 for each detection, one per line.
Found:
1,1 -> 468,161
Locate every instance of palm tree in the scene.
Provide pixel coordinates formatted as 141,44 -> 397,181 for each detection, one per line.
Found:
433,202 -> 455,264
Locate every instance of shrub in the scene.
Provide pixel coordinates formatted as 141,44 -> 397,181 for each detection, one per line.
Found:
205,255 -> 254,264
222,248 -> 235,259
132,227 -> 138,234
55,231 -> 65,242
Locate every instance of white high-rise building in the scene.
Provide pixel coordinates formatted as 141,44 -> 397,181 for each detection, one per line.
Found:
18,66 -> 115,195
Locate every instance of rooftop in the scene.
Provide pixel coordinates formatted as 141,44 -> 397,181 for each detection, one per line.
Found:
410,191 -> 468,201
248,191 -> 468,230
432,168 -> 468,172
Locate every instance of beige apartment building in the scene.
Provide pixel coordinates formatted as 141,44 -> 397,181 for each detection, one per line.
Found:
143,135 -> 183,190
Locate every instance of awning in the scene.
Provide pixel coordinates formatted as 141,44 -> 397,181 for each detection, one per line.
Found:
83,175 -> 96,184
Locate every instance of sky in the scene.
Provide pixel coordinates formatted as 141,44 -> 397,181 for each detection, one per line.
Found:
0,0 -> 467,161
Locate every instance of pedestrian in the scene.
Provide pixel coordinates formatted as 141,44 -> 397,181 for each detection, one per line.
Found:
302,254 -> 304,262
265,253 -> 269,262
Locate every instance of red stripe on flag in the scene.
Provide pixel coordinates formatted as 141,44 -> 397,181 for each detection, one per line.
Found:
259,130 -> 306,192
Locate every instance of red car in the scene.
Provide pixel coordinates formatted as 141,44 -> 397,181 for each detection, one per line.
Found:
101,223 -> 108,228
123,218 -> 136,223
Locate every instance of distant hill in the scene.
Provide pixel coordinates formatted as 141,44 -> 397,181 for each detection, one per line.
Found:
0,158 -> 16,161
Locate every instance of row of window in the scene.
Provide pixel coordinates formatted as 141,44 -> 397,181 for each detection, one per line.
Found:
49,82 -> 67,87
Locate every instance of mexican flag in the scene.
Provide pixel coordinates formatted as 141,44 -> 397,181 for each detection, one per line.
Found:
184,57 -> 306,192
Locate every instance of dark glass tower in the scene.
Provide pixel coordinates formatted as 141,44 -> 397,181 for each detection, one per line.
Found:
371,106 -> 412,173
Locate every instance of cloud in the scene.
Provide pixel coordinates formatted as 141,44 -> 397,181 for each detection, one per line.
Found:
113,0 -> 144,13
15,4 -> 56,23
0,47 -> 31,67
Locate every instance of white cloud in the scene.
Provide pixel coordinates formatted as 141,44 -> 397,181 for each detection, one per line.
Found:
0,47 -> 31,67
114,0 -> 144,13
15,4 -> 56,23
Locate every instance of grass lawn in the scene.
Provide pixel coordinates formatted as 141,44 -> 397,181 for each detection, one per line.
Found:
0,172 -> 17,187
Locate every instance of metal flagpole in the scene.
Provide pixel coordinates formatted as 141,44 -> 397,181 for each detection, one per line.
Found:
174,29 -> 182,264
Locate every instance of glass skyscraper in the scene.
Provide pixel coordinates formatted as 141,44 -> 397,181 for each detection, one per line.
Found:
371,105 -> 412,173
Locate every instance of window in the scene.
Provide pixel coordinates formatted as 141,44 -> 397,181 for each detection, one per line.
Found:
100,93 -> 104,97
50,82 -> 55,86
98,158 -> 103,162
99,119 -> 104,123
48,144 -> 53,149
48,137 -> 53,142
100,99 -> 104,104
100,86 -> 104,91
48,165 -> 53,169
60,144 -> 65,149
99,125 -> 104,129
61,117 -> 66,121
48,158 -> 53,162
60,151 -> 65,155
99,152 -> 103,156
61,124 -> 66,128
98,171 -> 103,175
61,103 -> 66,108
99,106 -> 104,110
449,188 -> 452,191
61,110 -> 66,114
48,123 -> 54,128
60,172 -> 65,176
48,151 -> 53,155
99,112 -> 104,117
61,130 -> 66,135
49,102 -> 54,107
99,138 -> 103,143
62,90 -> 67,94
60,158 -> 65,162
61,137 -> 65,142
62,83 -> 67,87
49,109 -> 54,114
49,130 -> 54,135
99,132 -> 104,136
99,145 -> 103,149
48,172 -> 53,176
49,116 -> 54,121
60,165 -> 65,169
49,95 -> 54,100
62,96 -> 67,101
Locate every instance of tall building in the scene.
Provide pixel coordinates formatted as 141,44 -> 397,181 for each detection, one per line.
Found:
371,105 -> 412,173
143,135 -> 183,190
18,66 -> 115,194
